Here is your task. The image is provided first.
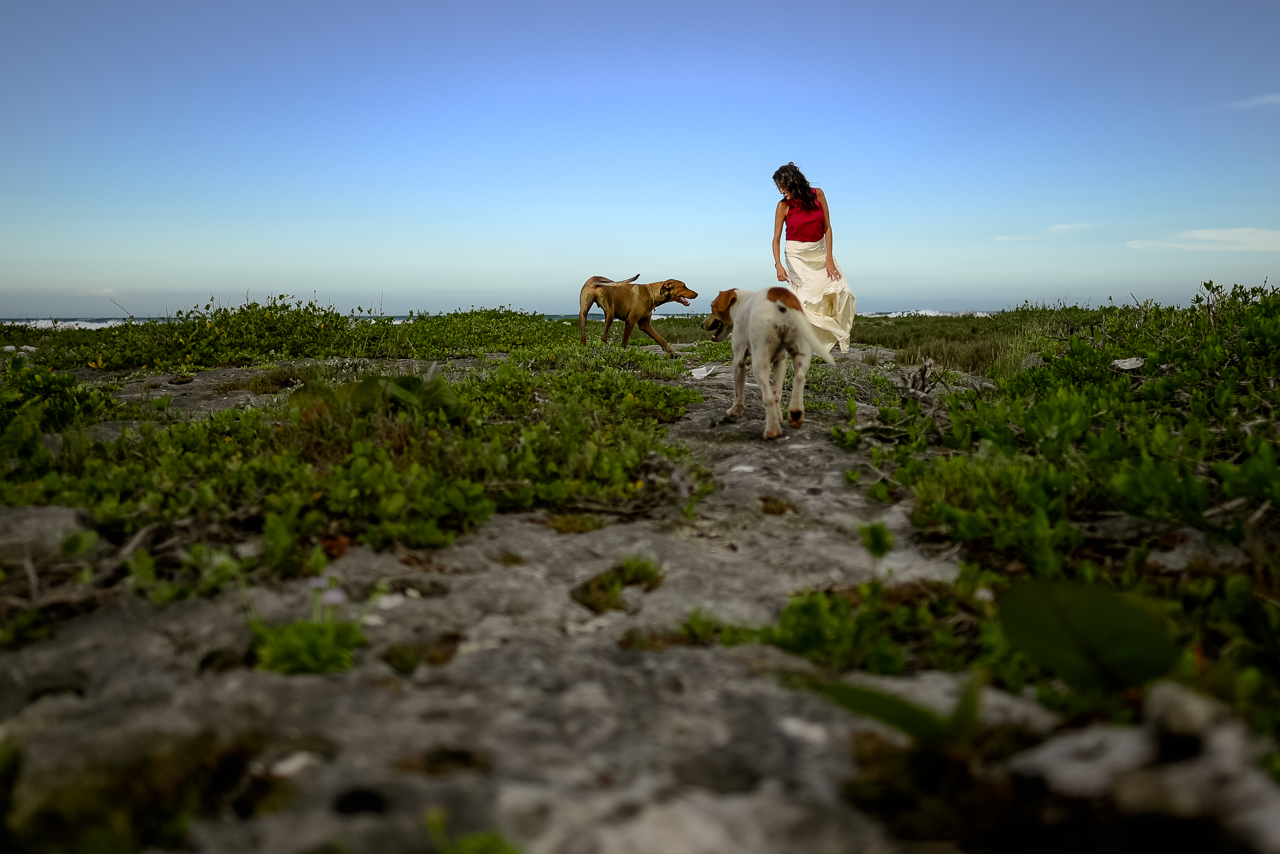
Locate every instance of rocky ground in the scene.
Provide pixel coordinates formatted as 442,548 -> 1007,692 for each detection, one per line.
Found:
3,346 -> 1278,854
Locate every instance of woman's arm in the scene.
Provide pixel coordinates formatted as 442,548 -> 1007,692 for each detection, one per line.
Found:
814,188 -> 842,281
773,200 -> 788,282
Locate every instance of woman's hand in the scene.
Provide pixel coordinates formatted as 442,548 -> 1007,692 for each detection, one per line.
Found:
825,257 -> 843,281
775,262 -> 788,282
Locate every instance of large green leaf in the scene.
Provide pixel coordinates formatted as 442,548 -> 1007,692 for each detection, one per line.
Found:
945,670 -> 986,747
998,580 -> 1177,689
816,682 -> 951,747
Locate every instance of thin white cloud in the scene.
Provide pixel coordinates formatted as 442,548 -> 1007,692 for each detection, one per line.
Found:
1127,228 -> 1280,252
1218,93 -> 1280,110
995,223 -> 1095,241
74,288 -> 118,297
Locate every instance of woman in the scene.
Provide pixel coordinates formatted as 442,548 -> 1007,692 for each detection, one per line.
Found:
771,162 -> 856,353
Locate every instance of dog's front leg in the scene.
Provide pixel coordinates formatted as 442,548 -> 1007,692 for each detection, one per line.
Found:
753,357 -> 783,439
727,352 -> 747,418
638,317 -> 676,358
788,351 -> 812,429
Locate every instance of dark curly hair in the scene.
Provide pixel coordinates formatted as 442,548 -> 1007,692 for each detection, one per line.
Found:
772,162 -> 817,211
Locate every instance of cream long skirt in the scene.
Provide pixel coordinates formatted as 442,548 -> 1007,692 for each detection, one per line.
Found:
784,238 -> 856,353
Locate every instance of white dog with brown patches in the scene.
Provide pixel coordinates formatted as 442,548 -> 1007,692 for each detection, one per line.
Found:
701,287 -> 835,439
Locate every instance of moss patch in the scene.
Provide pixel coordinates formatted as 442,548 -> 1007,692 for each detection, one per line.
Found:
6,729 -> 267,854
571,555 -> 664,614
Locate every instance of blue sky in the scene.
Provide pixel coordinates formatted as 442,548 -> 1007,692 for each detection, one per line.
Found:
1,0 -> 1277,318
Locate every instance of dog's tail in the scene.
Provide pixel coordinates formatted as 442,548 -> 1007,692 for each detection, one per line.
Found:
804,323 -> 837,365
767,287 -> 836,364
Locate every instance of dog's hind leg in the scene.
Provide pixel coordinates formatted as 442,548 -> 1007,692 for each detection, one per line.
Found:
579,289 -> 597,345
788,350 -> 812,428
754,357 -> 783,439
771,353 -> 787,406
600,307 -> 616,344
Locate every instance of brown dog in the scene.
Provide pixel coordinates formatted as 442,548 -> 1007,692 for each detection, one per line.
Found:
578,275 -> 698,358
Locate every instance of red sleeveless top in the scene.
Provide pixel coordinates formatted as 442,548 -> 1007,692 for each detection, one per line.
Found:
784,194 -> 826,243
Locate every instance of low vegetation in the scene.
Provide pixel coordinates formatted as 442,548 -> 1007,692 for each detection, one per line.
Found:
1,356 -> 120,433
0,296 -> 713,373
1,304 -> 703,641
727,282 -> 1280,778
251,578 -> 368,675
848,303 -> 1102,377
5,283 -> 1278,851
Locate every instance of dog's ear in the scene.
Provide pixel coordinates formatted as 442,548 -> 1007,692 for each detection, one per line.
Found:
709,289 -> 737,318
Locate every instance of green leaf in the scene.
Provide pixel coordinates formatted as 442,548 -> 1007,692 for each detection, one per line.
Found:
815,681 -> 951,747
998,580 -> 1177,689
383,378 -> 421,409
128,549 -> 156,586
59,530 -> 98,557
343,376 -> 389,414
857,522 -> 894,559
945,670 -> 987,747
303,544 -> 329,576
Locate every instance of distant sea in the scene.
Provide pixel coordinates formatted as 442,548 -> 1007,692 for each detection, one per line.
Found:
2,309 -> 992,330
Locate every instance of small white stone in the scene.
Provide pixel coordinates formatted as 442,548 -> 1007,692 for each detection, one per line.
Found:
1111,357 -> 1145,371
232,540 -> 263,560
778,716 -> 829,747
269,751 -> 322,778
566,615 -> 614,637
1145,680 -> 1229,737
457,638 -> 503,654
728,465 -> 755,473
361,614 -> 386,627
1009,726 -> 1154,798
377,593 -> 406,610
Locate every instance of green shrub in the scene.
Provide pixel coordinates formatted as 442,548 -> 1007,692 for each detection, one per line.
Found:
810,281 -> 1280,746
253,618 -> 367,675
1,356 -> 119,432
17,297 -> 702,373
2,358 -> 703,600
